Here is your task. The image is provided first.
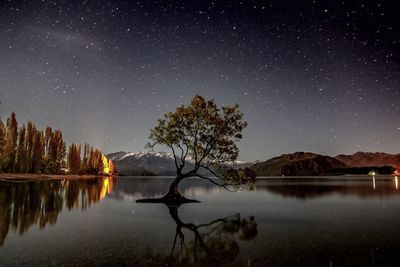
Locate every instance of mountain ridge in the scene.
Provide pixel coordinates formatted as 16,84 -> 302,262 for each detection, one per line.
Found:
106,151 -> 257,176
107,151 -> 400,176
251,151 -> 400,176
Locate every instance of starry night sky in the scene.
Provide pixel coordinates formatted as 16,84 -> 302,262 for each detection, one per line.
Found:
0,0 -> 399,161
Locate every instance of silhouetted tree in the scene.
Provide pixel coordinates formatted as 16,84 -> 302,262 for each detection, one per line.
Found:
146,95 -> 254,201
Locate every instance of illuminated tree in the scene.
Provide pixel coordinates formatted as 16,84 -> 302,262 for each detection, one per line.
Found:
67,144 -> 81,174
109,159 -> 117,174
25,122 -> 35,172
15,126 -> 27,173
146,95 -> 254,201
31,130 -> 43,173
0,112 -> 102,175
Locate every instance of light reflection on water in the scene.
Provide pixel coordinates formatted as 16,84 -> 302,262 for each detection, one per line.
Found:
0,177 -> 115,246
0,176 -> 400,266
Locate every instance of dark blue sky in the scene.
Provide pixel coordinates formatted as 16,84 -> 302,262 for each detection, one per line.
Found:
0,0 -> 399,161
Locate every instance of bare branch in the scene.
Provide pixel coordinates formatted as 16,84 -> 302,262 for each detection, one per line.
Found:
195,174 -> 236,192
198,164 -> 221,178
168,144 -> 180,172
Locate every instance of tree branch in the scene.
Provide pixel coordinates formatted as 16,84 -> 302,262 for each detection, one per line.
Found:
194,174 -> 235,192
168,144 -> 180,172
175,142 -> 186,169
199,164 -> 222,179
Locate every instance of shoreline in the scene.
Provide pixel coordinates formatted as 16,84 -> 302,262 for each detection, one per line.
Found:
0,173 -> 116,180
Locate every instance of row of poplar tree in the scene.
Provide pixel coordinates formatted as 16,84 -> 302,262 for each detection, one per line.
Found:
0,112 -> 113,175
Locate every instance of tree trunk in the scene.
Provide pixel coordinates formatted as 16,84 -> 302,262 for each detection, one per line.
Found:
165,175 -> 184,199
136,175 -> 199,204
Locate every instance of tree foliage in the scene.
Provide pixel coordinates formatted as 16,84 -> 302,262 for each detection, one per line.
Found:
147,95 -> 255,192
0,112 -> 115,175
67,143 -> 113,175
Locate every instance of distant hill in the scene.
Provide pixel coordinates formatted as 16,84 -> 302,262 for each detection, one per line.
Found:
250,152 -> 347,176
335,152 -> 400,168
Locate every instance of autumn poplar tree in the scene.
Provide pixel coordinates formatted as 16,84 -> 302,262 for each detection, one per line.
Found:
145,95 -> 255,201
2,112 -> 18,172
67,144 -> 81,174
31,130 -> 43,173
15,126 -> 27,172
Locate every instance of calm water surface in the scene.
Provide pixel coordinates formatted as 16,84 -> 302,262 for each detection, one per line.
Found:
1,176 -> 400,267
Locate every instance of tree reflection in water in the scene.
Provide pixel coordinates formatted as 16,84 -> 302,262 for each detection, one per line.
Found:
0,176 -> 116,246
144,204 -> 257,267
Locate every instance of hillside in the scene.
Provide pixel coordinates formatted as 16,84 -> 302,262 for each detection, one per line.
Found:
335,152 -> 400,168
250,152 -> 347,176
108,150 -> 400,177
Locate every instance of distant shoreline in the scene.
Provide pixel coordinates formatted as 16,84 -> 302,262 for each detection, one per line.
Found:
0,173 -> 116,180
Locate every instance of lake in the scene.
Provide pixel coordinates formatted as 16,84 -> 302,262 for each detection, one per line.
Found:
1,176 -> 400,266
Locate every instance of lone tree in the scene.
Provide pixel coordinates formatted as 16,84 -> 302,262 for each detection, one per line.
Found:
144,95 -> 255,203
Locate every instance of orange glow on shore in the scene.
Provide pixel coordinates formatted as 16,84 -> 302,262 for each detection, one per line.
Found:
102,154 -> 110,174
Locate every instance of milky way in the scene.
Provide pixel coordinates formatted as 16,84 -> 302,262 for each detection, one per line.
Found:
0,0 -> 399,161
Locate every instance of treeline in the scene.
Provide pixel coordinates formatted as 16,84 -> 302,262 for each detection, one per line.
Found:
0,112 -> 115,175
67,143 -> 116,175
330,166 -> 394,175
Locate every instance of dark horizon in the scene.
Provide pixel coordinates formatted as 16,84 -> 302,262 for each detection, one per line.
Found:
1,1 -> 399,161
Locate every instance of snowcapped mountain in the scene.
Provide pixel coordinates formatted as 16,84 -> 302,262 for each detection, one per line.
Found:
106,151 -> 252,176
108,151 -> 175,162
107,151 -> 195,176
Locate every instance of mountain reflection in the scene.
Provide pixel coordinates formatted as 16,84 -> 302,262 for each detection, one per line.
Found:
146,205 -> 257,267
259,177 -> 400,200
0,176 -> 116,246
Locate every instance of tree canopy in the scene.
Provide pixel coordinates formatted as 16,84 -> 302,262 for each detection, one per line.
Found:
0,112 -> 115,175
147,95 -> 255,194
